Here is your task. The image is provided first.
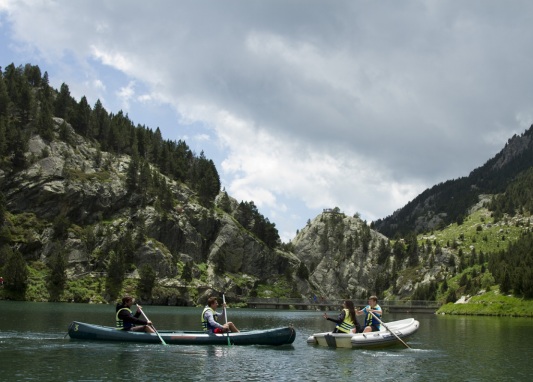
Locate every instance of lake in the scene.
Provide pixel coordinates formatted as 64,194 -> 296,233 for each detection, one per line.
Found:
1,301 -> 532,381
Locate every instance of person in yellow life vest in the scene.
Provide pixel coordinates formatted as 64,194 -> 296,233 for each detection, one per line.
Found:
201,296 -> 239,333
115,296 -> 155,333
323,300 -> 361,333
355,295 -> 382,333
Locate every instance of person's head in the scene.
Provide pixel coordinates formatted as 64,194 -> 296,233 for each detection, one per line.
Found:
344,300 -> 355,312
368,295 -> 378,307
207,296 -> 219,308
122,296 -> 134,307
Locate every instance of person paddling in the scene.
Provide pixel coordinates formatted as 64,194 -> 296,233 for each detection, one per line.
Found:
354,295 -> 382,333
201,296 -> 239,333
323,300 -> 361,334
115,296 -> 155,333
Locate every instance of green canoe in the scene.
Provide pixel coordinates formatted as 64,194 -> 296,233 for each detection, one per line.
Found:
68,321 -> 296,346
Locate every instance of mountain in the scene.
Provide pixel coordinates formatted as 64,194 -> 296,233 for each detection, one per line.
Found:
373,126 -> 533,238
2,63 -> 532,305
0,116 -> 313,303
0,63 -> 317,304
291,209 -> 392,299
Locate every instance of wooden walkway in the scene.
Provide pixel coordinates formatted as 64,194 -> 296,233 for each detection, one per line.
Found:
246,298 -> 441,313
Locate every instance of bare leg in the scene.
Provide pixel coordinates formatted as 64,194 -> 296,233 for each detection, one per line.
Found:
227,322 -> 240,333
131,325 -> 155,333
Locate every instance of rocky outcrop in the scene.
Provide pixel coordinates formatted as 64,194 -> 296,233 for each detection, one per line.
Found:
2,119 -> 311,304
2,118 -> 458,305
291,211 -> 389,299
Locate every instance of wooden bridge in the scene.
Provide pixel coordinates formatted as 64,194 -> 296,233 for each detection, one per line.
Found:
246,298 -> 441,313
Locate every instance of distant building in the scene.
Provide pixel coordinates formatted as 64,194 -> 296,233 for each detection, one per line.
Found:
323,208 -> 342,214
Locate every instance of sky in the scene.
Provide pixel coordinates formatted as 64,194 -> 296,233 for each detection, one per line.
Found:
1,1 -> 533,242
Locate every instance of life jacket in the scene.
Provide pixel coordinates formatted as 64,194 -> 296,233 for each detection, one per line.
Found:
201,306 -> 218,332
336,308 -> 356,333
116,307 -> 133,330
364,304 -> 382,328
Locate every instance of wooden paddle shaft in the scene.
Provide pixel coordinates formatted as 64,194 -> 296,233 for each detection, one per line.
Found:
369,310 -> 411,349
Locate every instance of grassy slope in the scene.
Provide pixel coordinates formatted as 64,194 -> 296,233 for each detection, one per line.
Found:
425,207 -> 533,316
437,289 -> 533,317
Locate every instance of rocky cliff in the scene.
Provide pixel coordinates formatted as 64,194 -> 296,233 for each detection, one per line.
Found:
291,209 -> 389,299
1,119 -> 462,305
1,118 -> 307,304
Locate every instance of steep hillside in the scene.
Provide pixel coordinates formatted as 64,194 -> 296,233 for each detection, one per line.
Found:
2,63 -> 532,307
374,126 -> 533,237
291,209 -> 393,299
0,117 -> 308,304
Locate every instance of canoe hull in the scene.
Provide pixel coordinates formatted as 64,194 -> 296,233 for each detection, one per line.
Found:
68,321 -> 296,346
307,318 -> 419,349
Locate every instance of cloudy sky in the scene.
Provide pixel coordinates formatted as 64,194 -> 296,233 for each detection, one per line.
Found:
1,1 -> 532,241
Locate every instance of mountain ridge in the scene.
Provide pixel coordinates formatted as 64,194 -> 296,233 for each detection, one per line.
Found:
374,126 -> 533,237
2,62 -> 533,306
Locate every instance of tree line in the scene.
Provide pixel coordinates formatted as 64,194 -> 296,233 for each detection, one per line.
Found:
0,63 -> 220,207
0,62 -> 281,301
374,126 -> 533,238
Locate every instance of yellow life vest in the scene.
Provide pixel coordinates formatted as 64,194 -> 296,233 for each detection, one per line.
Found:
201,307 -> 218,331
336,308 -> 355,333
116,307 -> 132,330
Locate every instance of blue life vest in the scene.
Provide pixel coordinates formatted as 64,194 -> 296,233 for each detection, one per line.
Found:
364,304 -> 382,329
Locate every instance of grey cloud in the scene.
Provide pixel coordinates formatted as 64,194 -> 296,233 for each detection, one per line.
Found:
3,0 -> 533,228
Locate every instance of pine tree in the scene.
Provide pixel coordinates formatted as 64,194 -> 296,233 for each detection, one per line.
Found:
105,250 -> 125,300
54,83 -> 73,120
181,262 -> 192,282
37,92 -> 54,141
47,250 -> 67,301
3,249 -> 29,299
138,264 -> 156,299
74,96 -> 92,137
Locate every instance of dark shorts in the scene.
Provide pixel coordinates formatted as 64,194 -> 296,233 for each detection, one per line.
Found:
370,325 -> 380,332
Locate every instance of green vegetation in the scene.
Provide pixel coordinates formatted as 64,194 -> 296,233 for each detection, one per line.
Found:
255,278 -> 300,298
3,62 -> 533,312
375,127 -> 533,238
0,63 -> 222,218
420,209 -> 524,256
437,289 -> 533,317
234,200 -> 279,248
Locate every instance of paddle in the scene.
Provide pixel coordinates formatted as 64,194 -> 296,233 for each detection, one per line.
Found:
136,304 -> 168,346
369,310 -> 411,349
222,294 -> 231,346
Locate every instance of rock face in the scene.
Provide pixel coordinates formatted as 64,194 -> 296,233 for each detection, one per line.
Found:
3,119 -> 448,305
291,210 -> 389,299
1,119 -> 311,304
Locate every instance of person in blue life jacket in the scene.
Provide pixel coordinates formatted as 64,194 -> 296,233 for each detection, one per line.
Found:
323,300 -> 362,333
201,296 -> 240,333
115,296 -> 155,333
354,295 -> 382,333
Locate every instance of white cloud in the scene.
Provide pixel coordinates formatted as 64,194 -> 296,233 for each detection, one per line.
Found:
2,0 -> 533,240
91,46 -> 133,73
193,134 -> 210,142
116,81 -> 136,110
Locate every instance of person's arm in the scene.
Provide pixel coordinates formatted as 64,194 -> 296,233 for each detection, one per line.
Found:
119,309 -> 148,325
369,306 -> 382,318
324,310 -> 345,324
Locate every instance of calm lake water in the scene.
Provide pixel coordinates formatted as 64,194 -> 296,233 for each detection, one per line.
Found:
1,301 -> 532,381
